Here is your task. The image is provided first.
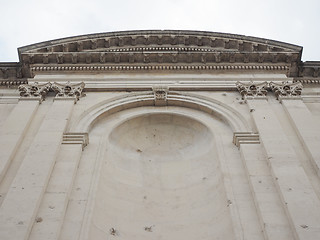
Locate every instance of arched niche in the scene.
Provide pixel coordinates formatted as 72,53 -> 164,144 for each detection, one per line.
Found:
76,103 -> 246,240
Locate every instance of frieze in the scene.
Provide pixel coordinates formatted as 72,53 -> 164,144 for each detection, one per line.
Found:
20,52 -> 299,65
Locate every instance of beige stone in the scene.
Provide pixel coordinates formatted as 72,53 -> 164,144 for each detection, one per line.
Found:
0,30 -> 320,240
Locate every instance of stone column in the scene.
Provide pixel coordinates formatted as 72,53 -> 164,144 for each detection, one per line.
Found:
0,82 -> 50,182
270,81 -> 320,177
237,81 -> 320,240
0,82 -> 84,240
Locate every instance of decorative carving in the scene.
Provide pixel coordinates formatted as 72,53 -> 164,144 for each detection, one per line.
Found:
152,85 -> 168,106
43,54 -> 49,64
56,54 -> 64,64
1,68 -> 8,79
51,81 -> 85,101
236,81 -> 268,99
71,54 -> 78,64
270,81 -> 303,100
18,82 -> 51,101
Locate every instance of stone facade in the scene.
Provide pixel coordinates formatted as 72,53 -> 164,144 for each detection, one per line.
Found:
0,30 -> 320,240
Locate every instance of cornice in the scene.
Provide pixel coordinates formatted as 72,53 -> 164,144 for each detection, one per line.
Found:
2,31 -> 320,87
18,30 -> 302,55
298,61 -> 320,79
16,30 -> 302,77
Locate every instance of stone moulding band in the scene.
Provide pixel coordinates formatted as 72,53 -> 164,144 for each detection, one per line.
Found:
62,132 -> 89,150
30,64 -> 289,72
293,78 -> 320,84
233,132 -> 260,148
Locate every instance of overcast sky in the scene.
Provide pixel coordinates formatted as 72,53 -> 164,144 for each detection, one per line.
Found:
0,0 -> 319,62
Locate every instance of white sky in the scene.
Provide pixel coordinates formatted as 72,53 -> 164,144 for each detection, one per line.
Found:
0,0 -> 319,62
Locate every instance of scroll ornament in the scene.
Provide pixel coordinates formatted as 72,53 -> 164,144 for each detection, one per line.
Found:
51,81 -> 85,101
269,81 -> 303,99
18,82 -> 51,101
236,81 -> 268,99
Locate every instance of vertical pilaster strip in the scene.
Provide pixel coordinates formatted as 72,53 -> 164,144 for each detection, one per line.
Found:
0,101 -> 39,182
239,143 -> 294,240
247,98 -> 320,240
0,82 -> 84,240
0,82 -> 50,183
270,81 -> 320,177
281,100 -> 320,175
237,81 -> 320,239
234,132 -> 294,240
28,134 -> 87,240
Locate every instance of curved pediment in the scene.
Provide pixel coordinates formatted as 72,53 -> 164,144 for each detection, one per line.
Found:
16,30 -> 304,77
19,30 -> 301,54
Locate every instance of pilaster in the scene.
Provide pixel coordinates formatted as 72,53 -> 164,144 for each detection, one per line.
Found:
0,82 -> 51,183
0,82 -> 84,240
236,81 -> 320,239
270,81 -> 320,177
28,133 -> 87,240
234,130 -> 294,239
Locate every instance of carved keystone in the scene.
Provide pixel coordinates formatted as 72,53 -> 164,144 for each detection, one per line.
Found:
270,81 -> 302,101
236,81 -> 268,100
18,82 -> 51,102
152,85 -> 168,106
51,81 -> 85,102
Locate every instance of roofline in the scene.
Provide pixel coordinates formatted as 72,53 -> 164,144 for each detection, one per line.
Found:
18,30 -> 303,55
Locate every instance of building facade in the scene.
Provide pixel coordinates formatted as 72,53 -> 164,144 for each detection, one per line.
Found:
0,30 -> 320,240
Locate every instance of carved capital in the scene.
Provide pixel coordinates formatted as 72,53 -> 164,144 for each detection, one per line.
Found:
51,81 -> 85,102
236,81 -> 268,100
18,82 -> 51,101
270,81 -> 302,101
152,85 -> 168,106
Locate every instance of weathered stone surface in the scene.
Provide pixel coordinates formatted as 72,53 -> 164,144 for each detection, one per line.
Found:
0,30 -> 319,240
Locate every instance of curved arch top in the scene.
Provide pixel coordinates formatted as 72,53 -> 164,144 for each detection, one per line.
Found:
71,91 -> 251,134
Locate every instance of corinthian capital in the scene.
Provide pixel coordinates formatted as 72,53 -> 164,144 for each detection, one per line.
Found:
236,81 -> 268,100
18,82 -> 51,101
270,81 -> 302,100
51,81 -> 85,102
